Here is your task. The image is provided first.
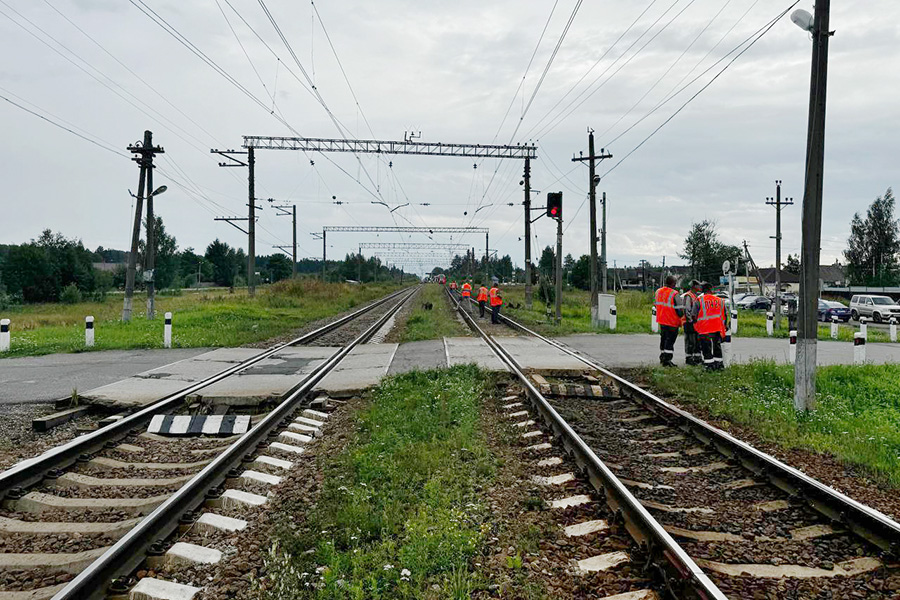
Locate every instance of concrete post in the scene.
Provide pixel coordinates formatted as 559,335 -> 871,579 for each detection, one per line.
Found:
831,315 -> 838,340
731,310 -> 738,335
722,333 -> 732,368
85,316 -> 94,348
891,318 -> 897,343
789,330 -> 797,364
854,332 -> 866,365
164,312 -> 172,348
766,312 -> 774,336
0,319 -> 9,352
651,306 -> 658,333
860,317 -> 867,340
609,305 -> 617,331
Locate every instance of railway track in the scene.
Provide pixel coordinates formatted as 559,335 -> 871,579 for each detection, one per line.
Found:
0,286 -> 417,600
450,289 -> 900,599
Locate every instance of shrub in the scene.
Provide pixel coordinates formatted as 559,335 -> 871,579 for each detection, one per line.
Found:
59,284 -> 82,304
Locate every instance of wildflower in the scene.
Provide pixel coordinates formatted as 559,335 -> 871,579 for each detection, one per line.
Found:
383,564 -> 394,570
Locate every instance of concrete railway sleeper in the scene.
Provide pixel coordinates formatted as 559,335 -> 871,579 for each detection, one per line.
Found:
0,286 -> 417,600
452,289 -> 900,598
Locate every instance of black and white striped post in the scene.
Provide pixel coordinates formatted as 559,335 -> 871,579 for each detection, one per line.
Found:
609,305 -> 617,331
722,333 -> 732,368
891,318 -> 897,343
0,319 -> 9,352
730,310 -> 738,335
651,306 -> 658,333
789,329 -> 797,364
854,332 -> 866,365
164,312 -> 172,348
830,315 -> 839,339
766,312 -> 774,336
85,316 -> 94,348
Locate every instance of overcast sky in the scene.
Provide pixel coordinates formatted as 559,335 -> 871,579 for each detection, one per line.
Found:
1,0 -> 897,275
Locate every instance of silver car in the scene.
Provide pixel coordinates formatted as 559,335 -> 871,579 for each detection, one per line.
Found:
849,294 -> 900,322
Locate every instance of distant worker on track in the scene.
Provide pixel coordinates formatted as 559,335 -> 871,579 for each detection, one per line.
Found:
476,283 -> 489,318
461,280 -> 472,300
449,281 -> 458,292
695,282 -> 727,371
654,275 -> 684,367
682,280 -> 702,366
489,283 -> 503,324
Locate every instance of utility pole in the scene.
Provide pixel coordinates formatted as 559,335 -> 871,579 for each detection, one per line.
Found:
322,228 -> 327,281
211,148 -> 255,295
523,158 -> 533,309
601,192 -> 608,294
766,180 -> 793,329
795,0 -> 831,412
555,209 -> 563,325
269,201 -> 297,279
145,154 -> 157,319
572,132 -> 613,327
485,231 -> 490,284
123,130 -> 164,322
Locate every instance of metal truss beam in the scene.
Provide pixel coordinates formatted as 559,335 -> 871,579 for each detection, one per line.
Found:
360,242 -> 466,250
244,136 -> 536,159
324,226 -> 487,234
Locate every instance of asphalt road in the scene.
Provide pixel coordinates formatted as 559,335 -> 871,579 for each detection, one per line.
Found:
0,349 -> 210,405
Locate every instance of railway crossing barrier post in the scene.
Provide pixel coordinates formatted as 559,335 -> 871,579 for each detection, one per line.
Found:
891,318 -> 897,343
0,319 -> 8,352
831,315 -> 839,339
164,312 -> 172,348
854,332 -> 866,364
789,330 -> 797,364
609,305 -> 617,331
860,317 -> 867,340
723,333 -> 732,368
85,316 -> 94,348
651,307 -> 658,333
731,310 -> 738,335
766,312 -> 774,336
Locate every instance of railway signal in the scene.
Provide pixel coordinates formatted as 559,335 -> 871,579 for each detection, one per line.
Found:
547,192 -> 562,220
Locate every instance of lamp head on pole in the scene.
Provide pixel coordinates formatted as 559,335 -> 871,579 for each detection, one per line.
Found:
791,9 -> 814,32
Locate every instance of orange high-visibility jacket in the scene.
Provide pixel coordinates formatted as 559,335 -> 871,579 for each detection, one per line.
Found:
461,283 -> 472,297
489,287 -> 502,307
654,287 -> 681,327
695,294 -> 727,337
476,286 -> 489,302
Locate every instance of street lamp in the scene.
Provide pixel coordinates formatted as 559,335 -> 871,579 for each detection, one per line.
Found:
792,2 -> 832,412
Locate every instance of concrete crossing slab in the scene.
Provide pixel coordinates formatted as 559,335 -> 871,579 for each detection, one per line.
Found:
443,337 -> 506,370
494,336 -> 587,372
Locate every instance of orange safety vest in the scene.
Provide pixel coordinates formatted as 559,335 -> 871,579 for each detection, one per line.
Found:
489,287 -> 502,307
682,290 -> 699,324
461,283 -> 472,297
476,286 -> 489,302
654,287 -> 681,327
695,294 -> 726,337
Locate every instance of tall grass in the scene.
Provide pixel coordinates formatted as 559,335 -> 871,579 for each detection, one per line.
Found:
401,284 -> 469,342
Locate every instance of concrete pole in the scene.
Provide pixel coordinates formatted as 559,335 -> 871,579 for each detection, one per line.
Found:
523,158 -> 532,309
248,147 -> 256,296
291,204 -> 297,279
555,214 -> 563,325
322,229 -> 327,281
145,151 -> 156,319
601,191 -> 608,295
123,130 -> 150,322
588,132 -> 599,328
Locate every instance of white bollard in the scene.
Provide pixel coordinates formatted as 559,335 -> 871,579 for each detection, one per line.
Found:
730,310 -> 738,335
609,305 -> 617,331
854,332 -> 866,364
164,312 -> 172,348
0,318 -> 9,352
722,333 -> 732,368
766,312 -> 774,337
831,315 -> 839,340
789,330 -> 797,364
891,318 -> 897,343
860,317 -> 868,340
85,316 -> 94,348
651,306 -> 658,333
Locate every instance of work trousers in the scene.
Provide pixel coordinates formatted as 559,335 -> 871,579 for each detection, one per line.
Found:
491,304 -> 501,324
700,332 -> 724,370
479,300 -> 486,318
683,322 -> 701,365
659,324 -> 679,366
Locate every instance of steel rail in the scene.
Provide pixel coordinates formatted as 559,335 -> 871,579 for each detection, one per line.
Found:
0,287 -> 411,498
494,306 -> 900,555
53,286 -> 418,600
447,290 -> 726,600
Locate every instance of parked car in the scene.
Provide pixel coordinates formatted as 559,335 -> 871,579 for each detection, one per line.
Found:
736,295 -> 771,311
849,294 -> 900,322
818,300 -> 851,322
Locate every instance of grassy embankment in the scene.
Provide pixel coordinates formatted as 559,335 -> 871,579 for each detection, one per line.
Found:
638,362 -> 900,487
400,283 -> 469,343
501,287 -> 888,342
0,280 -> 404,358
260,366 -> 496,598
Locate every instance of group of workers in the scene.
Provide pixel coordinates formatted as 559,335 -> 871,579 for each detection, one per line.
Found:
655,276 -> 729,370
449,279 -> 503,323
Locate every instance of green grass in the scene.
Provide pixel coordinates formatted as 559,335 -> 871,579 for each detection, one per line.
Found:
637,362 -> 900,487
500,286 -> 887,342
0,280 -> 404,358
400,284 -> 469,343
258,366 -> 496,599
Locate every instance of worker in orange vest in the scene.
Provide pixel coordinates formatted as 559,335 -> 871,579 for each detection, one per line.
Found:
476,283 -> 489,318
681,280 -> 703,366
654,275 -> 684,367
461,280 -> 472,300
695,282 -> 728,370
449,281 -> 457,291
489,283 -> 503,324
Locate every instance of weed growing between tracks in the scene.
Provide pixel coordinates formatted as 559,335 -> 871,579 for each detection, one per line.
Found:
636,361 -> 900,487
260,365 -> 496,599
0,280 -> 403,357
400,284 -> 470,343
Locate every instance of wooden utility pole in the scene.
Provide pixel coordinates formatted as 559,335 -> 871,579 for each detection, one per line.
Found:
123,130 -> 163,322
523,158 -> 533,309
145,155 -> 157,319
767,180 -> 793,329
572,132 -> 612,327
795,0 -> 831,412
